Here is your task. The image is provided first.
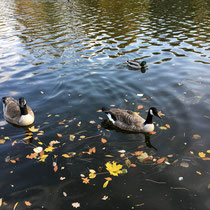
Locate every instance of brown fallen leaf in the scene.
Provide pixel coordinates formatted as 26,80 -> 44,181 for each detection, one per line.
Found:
150,131 -> 156,135
134,151 -> 143,156
202,157 -> 210,160
192,134 -> 201,139
157,157 -> 165,164
101,138 -> 107,143
165,124 -> 170,128
26,152 -> 38,159
137,105 -> 143,110
54,165 -> 58,172
25,201 -> 31,207
57,133 -> 62,137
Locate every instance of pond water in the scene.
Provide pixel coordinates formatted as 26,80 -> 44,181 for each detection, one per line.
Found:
0,0 -> 210,209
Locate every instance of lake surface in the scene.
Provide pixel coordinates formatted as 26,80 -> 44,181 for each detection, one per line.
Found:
0,0 -> 210,209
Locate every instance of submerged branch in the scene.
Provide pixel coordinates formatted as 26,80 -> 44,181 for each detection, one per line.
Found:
145,179 -> 167,184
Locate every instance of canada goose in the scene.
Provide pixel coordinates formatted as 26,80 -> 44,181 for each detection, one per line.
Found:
2,96 -> 34,126
102,107 -> 161,133
127,60 -> 147,69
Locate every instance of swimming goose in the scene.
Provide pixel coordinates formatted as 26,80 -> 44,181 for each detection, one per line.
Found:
2,96 -> 34,126
127,60 -> 147,69
102,107 -> 161,133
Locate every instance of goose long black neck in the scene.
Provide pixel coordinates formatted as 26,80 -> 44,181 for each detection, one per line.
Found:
20,105 -> 28,115
144,111 -> 153,125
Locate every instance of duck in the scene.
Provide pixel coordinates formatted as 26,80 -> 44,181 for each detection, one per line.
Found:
102,107 -> 161,133
2,96 -> 34,126
127,60 -> 147,69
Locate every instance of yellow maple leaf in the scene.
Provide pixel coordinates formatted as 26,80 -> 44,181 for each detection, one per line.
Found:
38,154 -> 48,162
103,180 -> 109,188
198,152 -> 206,158
106,161 -> 123,176
44,146 -> 55,152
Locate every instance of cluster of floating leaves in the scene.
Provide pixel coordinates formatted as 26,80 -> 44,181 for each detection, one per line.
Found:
0,105 -> 209,209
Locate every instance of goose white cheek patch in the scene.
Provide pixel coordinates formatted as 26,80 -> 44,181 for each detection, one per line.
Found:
107,113 -> 115,124
150,109 -> 154,116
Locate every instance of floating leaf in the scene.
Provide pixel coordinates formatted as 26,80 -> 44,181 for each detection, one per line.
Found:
101,138 -> 107,143
89,120 -> 95,124
207,150 -> 210,153
82,177 -> 90,184
157,157 -> 165,164
130,164 -> 136,167
105,155 -> 114,157
178,82 -> 183,86
77,121 -> 81,127
69,135 -> 75,141
26,153 -> 38,159
87,147 -> 96,155
13,202 -> 18,210
41,91 -> 44,94
63,192 -> 67,197
49,140 -> 60,147
105,177 -> 112,181
54,165 -> 58,172
196,171 -> 202,175
23,136 -> 32,140
38,154 -> 48,162
198,152 -> 206,158
44,146 -> 55,152
165,124 -> 170,128
89,169 -> 96,174
25,201 -> 31,207
118,150 -> 126,153
102,195 -> 108,200
137,105 -> 143,110
180,162 -> 189,168
106,161 -> 123,176
4,136 -> 10,140
159,126 -> 167,130
80,136 -> 85,139
10,160 -> 16,164
72,202 -> 80,208
62,154 -> 71,158
125,159 -> 131,168
0,139 -> 5,144
28,126 -> 39,132
57,133 -> 62,137
150,131 -> 156,135
202,157 -> 210,160
134,151 -> 143,156
137,152 -> 149,163
89,173 -> 96,179
0,198 -> 2,207
192,134 -> 201,139
158,111 -> 165,117
103,180 -> 109,188
33,147 -> 43,153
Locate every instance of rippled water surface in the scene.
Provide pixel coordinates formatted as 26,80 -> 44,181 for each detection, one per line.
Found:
0,0 -> 210,209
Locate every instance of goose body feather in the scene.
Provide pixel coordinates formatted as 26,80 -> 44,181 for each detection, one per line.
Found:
2,96 -> 34,126
102,107 -> 160,133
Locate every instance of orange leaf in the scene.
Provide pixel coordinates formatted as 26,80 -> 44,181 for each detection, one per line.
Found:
26,152 -> 38,159
25,201 -> 31,206
101,138 -> 107,143
54,165 -> 58,172
150,131 -> 156,135
40,150 -> 45,156
157,157 -> 165,164
165,124 -> 170,128
196,171 -> 202,175
137,105 -> 143,110
12,140 -> 17,146
105,177 -> 112,181
202,157 -> 210,160
58,122 -> 64,125
130,164 -> 136,167
57,133 -> 62,137
10,160 -> 16,164
167,154 -> 173,158
134,151 -> 143,156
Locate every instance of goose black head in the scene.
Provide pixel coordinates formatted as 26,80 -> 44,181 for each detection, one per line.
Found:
19,97 -> 27,108
149,107 -> 162,119
2,97 -> 6,104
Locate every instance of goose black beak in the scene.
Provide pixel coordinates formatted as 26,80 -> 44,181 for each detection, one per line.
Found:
156,113 -> 162,119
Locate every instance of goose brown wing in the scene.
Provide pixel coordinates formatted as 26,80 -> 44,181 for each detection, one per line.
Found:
5,101 -> 21,119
